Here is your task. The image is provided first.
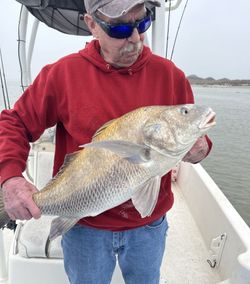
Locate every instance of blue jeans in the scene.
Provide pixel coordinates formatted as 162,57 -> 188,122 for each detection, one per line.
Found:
61,215 -> 168,284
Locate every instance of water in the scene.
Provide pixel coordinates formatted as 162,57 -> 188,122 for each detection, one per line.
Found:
1,83 -> 250,227
193,85 -> 250,227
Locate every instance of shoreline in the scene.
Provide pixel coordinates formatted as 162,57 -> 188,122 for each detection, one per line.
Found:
191,84 -> 250,89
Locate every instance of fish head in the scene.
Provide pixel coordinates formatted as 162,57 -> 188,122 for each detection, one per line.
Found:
142,104 -> 216,156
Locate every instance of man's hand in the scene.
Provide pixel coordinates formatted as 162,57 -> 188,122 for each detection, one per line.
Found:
182,136 -> 209,164
2,177 -> 41,221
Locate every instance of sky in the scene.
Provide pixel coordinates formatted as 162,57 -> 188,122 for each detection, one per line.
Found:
0,0 -> 250,82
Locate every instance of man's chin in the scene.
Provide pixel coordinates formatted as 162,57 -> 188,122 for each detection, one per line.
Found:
120,53 -> 140,66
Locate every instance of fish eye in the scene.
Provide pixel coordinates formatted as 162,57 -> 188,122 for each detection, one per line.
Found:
180,107 -> 189,115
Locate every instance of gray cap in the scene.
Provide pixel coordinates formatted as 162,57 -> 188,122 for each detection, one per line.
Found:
84,0 -> 161,18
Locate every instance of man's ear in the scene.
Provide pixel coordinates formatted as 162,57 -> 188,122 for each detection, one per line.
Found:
84,14 -> 99,38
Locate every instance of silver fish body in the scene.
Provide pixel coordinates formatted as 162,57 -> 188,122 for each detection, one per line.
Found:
0,104 -> 216,239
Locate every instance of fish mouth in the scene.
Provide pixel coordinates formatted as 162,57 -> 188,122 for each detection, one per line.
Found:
199,109 -> 216,129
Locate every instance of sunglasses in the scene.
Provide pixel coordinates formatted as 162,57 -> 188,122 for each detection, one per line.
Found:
92,9 -> 152,39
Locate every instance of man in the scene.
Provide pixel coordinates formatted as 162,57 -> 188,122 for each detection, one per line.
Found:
0,0 -> 212,283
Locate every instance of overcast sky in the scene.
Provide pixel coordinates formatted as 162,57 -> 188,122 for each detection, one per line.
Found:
1,0 -> 250,82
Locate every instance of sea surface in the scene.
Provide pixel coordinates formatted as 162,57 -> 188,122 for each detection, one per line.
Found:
1,82 -> 250,227
193,85 -> 250,227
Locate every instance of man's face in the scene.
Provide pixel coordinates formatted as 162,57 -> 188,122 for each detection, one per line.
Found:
86,5 -> 147,67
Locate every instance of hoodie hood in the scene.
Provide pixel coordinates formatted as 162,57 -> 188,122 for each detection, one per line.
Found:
79,40 -> 152,75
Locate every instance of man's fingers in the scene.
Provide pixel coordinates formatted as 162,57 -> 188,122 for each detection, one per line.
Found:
2,176 -> 41,221
16,207 -> 33,220
8,207 -> 32,221
28,200 -> 41,219
7,213 -> 16,221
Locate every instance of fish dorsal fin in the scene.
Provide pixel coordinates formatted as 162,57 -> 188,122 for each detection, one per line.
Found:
43,151 -> 81,190
63,151 -> 81,164
92,118 -> 116,139
56,151 -> 81,175
81,140 -> 152,164
131,176 -> 161,218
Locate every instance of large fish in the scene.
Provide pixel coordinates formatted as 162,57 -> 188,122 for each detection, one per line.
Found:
0,104 -> 216,239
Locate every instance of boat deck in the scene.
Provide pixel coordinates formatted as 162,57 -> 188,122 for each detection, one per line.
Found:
162,182 -> 221,283
2,181 -> 222,284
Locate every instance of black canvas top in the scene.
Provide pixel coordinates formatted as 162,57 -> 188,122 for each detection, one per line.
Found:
16,0 -> 91,36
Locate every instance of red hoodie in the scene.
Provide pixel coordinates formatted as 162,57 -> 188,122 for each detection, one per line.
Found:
0,40 -> 210,230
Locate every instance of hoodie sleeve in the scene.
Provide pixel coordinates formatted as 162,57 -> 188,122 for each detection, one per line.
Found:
0,66 -> 59,185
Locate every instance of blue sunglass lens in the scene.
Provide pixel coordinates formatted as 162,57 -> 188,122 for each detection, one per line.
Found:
109,26 -> 134,39
138,17 -> 151,33
108,15 -> 151,39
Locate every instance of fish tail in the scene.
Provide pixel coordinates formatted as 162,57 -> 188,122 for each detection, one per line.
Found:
0,189 -> 10,228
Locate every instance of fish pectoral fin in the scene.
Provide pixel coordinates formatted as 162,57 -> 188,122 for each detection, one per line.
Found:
131,176 -> 161,218
81,140 -> 151,163
49,217 -> 79,241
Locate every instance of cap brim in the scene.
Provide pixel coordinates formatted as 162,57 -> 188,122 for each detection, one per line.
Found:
98,0 -> 161,18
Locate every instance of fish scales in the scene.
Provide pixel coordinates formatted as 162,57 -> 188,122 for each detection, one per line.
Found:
34,149 -> 151,217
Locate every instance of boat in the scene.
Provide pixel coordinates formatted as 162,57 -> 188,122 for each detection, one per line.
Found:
1,0 -> 250,283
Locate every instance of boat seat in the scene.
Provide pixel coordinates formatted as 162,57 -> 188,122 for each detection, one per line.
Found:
16,216 -> 63,259
11,217 -> 126,284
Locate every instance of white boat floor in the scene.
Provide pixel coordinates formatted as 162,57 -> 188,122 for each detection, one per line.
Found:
161,182 -> 222,284
2,182 -> 222,284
